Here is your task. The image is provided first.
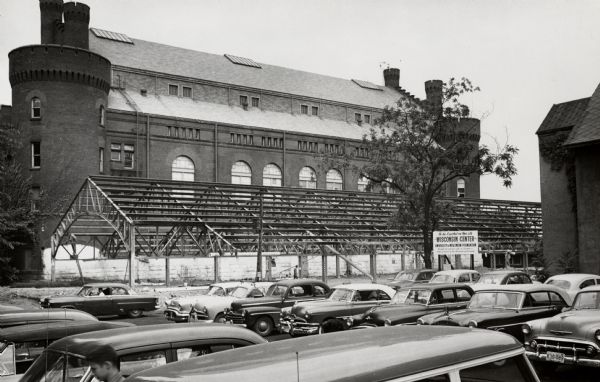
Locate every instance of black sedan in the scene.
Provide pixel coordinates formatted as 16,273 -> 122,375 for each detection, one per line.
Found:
350,283 -> 474,328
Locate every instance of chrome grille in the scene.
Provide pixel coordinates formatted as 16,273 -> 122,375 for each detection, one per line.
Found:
536,339 -> 592,356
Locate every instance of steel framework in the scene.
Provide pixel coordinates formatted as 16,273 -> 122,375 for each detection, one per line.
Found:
50,176 -> 543,284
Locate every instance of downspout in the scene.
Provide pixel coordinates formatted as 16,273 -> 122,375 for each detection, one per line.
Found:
146,115 -> 150,178
282,131 -> 286,186
214,123 -> 218,182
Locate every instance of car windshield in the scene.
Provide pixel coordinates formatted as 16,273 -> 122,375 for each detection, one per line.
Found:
207,286 -> 227,296
478,274 -> 505,284
230,287 -> 249,299
266,284 -> 288,297
394,272 -> 415,281
469,291 -> 524,309
394,289 -> 431,305
547,279 -> 571,289
328,288 -> 354,302
21,351 -> 89,382
430,274 -> 454,283
573,291 -> 600,310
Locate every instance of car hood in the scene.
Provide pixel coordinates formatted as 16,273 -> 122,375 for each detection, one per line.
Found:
192,296 -> 237,310
231,296 -> 281,310
168,295 -> 227,308
539,310 -> 600,341
427,308 -> 518,326
367,304 -> 426,320
290,300 -> 350,316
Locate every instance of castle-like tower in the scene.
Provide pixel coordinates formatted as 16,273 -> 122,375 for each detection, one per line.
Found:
8,0 -> 111,266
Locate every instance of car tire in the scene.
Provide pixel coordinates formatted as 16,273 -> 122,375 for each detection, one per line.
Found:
321,319 -> 344,333
213,313 -> 226,323
127,309 -> 143,318
253,316 -> 274,337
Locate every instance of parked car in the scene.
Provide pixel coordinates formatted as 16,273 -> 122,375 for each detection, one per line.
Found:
386,268 -> 435,289
477,270 -> 533,285
0,320 -> 133,376
0,305 -> 22,314
429,269 -> 481,284
0,309 -> 97,328
165,282 -> 271,323
224,279 -> 331,336
280,283 -> 395,336
417,284 -> 571,342
124,326 -> 541,382
40,283 -> 160,318
523,285 -> 600,370
350,283 -> 474,328
19,323 -> 266,382
545,273 -> 600,300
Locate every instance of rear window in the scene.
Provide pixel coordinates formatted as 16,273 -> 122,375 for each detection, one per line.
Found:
120,350 -> 167,377
459,355 -> 530,381
547,279 -> 571,289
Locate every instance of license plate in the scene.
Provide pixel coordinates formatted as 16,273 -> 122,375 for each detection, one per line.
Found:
546,351 -> 565,363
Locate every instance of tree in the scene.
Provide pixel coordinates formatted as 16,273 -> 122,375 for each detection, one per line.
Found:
324,78 -> 518,269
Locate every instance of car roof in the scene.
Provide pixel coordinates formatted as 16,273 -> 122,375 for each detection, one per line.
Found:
546,273 -> 599,282
333,283 -> 393,291
46,323 -> 266,357
399,269 -> 434,273
0,320 -> 133,342
273,279 -> 328,287
126,326 -> 522,382
210,282 -> 243,288
472,283 -> 571,302
83,283 -> 131,288
433,269 -> 479,276
0,309 -> 98,323
407,283 -> 472,290
481,270 -> 527,275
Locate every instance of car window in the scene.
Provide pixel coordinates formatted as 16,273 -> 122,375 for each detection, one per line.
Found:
546,279 -> 570,289
111,287 -> 128,295
357,290 -> 380,301
65,355 -> 88,382
313,285 -> 327,296
579,279 -> 595,289
458,274 -> 471,283
416,272 -> 430,281
439,289 -> 455,303
15,340 -> 47,362
596,279 -> 600,285
455,288 -> 472,301
413,375 -> 450,382
506,275 -> 520,285
289,285 -> 310,297
176,344 -> 236,361
459,355 -> 529,382
377,290 -> 392,301
528,292 -> 551,307
471,273 -> 480,282
120,350 -> 167,377
520,274 -> 532,284
549,292 -> 568,307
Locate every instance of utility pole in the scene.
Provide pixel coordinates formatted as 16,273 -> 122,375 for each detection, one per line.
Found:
255,190 -> 264,281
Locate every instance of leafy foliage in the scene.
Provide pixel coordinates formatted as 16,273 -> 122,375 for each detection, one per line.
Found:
538,132 -> 577,213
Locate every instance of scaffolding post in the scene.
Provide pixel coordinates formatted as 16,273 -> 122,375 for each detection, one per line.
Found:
369,246 -> 377,282
255,191 -> 264,281
335,255 -> 340,278
214,255 -> 220,282
129,228 -> 136,287
321,248 -> 328,283
165,257 -> 170,286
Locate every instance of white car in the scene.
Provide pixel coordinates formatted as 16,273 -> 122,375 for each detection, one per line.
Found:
429,269 -> 481,284
164,282 -> 242,322
544,273 -> 600,300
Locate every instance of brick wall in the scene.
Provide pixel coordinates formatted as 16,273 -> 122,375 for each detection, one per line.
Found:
575,146 -> 600,274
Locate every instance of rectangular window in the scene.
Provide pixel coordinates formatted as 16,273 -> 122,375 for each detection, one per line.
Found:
268,137 -> 272,147
237,134 -> 241,144
174,127 -> 179,138
249,136 -> 253,145
31,142 -> 41,168
182,86 -> 192,98
309,142 -> 313,152
251,97 -> 260,107
168,84 -> 179,96
311,106 -> 319,116
123,144 -> 134,169
195,129 -> 200,140
298,141 -> 302,150
303,141 -> 307,151
243,135 -> 247,145
364,114 -> 371,124
262,137 -> 266,146
301,105 -> 308,114
168,127 -> 172,137
355,113 -> 362,123
240,95 -> 248,106
231,133 -> 235,143
110,143 -> 121,161
313,142 -> 317,151
188,128 -> 193,139
99,148 -> 104,173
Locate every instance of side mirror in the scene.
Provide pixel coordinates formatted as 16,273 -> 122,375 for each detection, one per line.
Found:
0,343 -> 16,376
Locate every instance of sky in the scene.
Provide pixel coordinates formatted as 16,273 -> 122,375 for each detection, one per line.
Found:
1,0 -> 599,202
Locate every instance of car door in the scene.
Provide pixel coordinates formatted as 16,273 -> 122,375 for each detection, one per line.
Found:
85,287 -> 113,316
109,286 -> 133,315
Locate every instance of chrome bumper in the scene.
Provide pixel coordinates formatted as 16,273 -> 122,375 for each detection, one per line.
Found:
280,318 -> 320,336
526,351 -> 600,367
163,309 -> 190,322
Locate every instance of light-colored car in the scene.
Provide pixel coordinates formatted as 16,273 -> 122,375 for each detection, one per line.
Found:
544,273 -> 600,300
523,285 -> 600,370
429,269 -> 481,284
477,270 -> 533,285
189,282 -> 272,323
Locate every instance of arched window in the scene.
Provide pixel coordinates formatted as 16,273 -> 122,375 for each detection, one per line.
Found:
382,178 -> 396,194
299,166 -> 317,189
231,161 -> 252,185
263,163 -> 282,187
99,105 -> 105,126
172,156 -> 195,181
357,176 -> 369,192
31,98 -> 41,119
457,178 -> 465,198
326,169 -> 343,190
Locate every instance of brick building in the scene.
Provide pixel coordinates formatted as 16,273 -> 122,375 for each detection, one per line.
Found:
536,83 -> 600,274
2,0 -> 480,272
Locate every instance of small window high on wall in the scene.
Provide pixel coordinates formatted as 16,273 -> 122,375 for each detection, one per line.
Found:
457,178 -> 466,198
357,176 -> 369,192
231,161 -> 252,185
172,156 -> 195,182
31,98 -> 41,119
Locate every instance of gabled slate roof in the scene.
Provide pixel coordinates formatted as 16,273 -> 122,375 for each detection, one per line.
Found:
536,97 -> 590,135
565,83 -> 600,147
89,29 -> 415,109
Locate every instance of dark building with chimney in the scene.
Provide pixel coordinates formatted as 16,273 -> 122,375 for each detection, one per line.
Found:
536,84 -> 600,274
2,0 -> 480,273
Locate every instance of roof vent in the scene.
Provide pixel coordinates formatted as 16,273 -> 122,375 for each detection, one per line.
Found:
352,79 -> 382,91
91,28 -> 134,44
224,54 -> 261,68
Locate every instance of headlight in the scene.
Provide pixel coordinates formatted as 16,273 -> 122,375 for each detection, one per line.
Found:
384,319 -> 391,327
467,320 -> 478,328
304,312 -> 311,320
530,340 -> 538,349
595,329 -> 600,342
241,309 -> 248,317
346,317 -> 354,327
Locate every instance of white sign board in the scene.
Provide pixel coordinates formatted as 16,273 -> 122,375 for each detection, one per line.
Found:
433,230 -> 479,256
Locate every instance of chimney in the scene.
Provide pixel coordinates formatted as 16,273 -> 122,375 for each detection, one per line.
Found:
383,68 -> 400,88
63,2 -> 90,49
39,0 -> 64,45
425,80 -> 443,114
